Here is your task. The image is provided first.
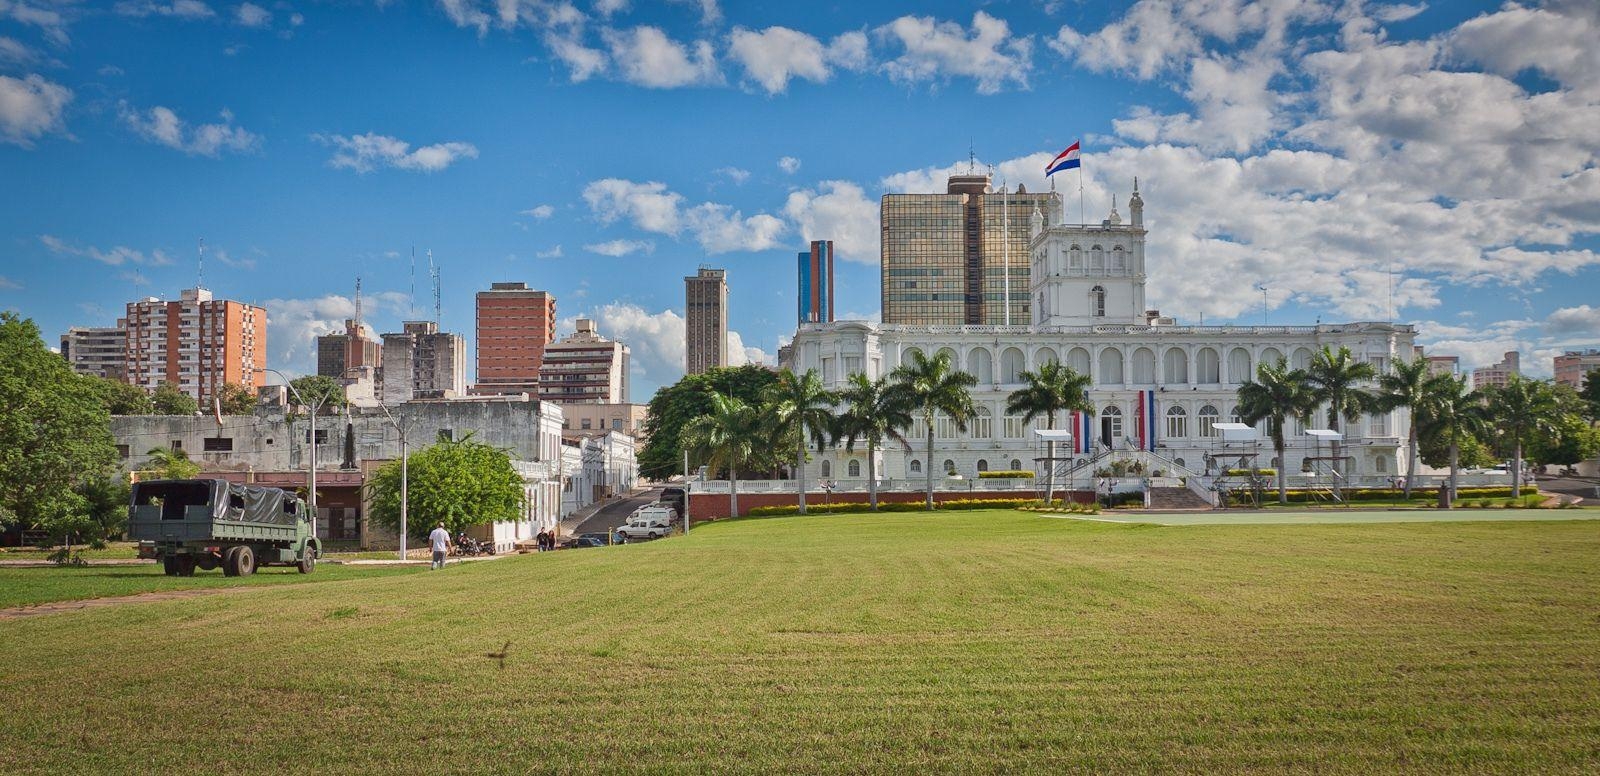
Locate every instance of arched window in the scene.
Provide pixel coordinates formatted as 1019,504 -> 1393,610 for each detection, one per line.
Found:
1292,347 -> 1314,371
1165,406 -> 1187,438
1131,348 -> 1156,384
1010,458 -> 1022,470
1067,347 -> 1091,377
943,459 -> 956,476
1198,405 -> 1220,438
902,347 -> 923,368
969,407 -> 992,439
1227,348 -> 1252,383
1174,457 -> 1186,469
1091,285 -> 1106,317
1112,246 -> 1126,273
1374,455 -> 1388,474
967,347 -> 993,384
1099,347 -> 1124,384
909,459 -> 922,474
1261,347 -> 1285,367
1101,406 -> 1124,443
820,460 -> 831,478
1197,347 -> 1221,383
847,459 -> 861,477
976,459 -> 989,474
1035,346 -> 1058,366
1001,347 -> 1026,384
1090,245 -> 1105,273
934,413 -> 958,439
1069,245 -> 1083,272
1163,348 -> 1188,384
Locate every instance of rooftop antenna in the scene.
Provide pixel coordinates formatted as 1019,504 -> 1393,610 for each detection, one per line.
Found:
409,246 -> 416,319
429,249 -> 441,324
353,275 -> 363,328
967,142 -> 976,175
196,237 -> 205,289
1254,284 -> 1269,324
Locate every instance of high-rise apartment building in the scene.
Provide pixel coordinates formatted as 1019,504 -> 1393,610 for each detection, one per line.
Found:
1554,349 -> 1600,388
1471,351 -> 1520,390
123,287 -> 266,403
538,319 -> 630,404
798,240 -> 835,324
473,282 -> 556,396
316,319 -> 382,378
60,325 -> 128,379
685,267 -> 727,375
1424,354 -> 1460,378
380,321 -> 466,405
881,173 -> 1059,326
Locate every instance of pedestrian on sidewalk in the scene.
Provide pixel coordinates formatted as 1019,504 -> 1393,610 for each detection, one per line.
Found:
429,523 -> 451,569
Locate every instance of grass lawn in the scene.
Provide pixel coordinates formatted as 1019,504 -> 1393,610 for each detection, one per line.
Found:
0,563 -> 425,609
2,510 -> 1598,773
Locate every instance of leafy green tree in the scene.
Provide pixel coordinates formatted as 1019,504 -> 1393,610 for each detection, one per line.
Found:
891,350 -> 977,511
216,382 -> 257,415
1237,359 -> 1316,504
87,375 -> 154,415
288,374 -> 346,411
152,382 -> 198,415
367,436 -> 525,541
1580,369 -> 1600,422
1304,345 -> 1377,500
1527,412 -> 1600,469
142,446 -> 201,480
1420,374 -> 1490,507
1418,428 -> 1495,471
1005,362 -> 1094,504
764,369 -> 837,515
639,365 -> 779,480
1486,375 -> 1560,497
680,393 -> 761,517
834,373 -> 913,511
1375,357 -> 1432,498
0,313 -> 118,547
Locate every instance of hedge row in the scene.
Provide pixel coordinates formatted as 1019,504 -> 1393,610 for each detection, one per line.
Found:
977,471 -> 1034,479
1225,468 -> 1277,476
746,498 -> 1033,517
1227,486 -> 1518,504
1018,501 -> 1101,515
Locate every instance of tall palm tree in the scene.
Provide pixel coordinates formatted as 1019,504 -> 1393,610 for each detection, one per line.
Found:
1304,345 -> 1377,501
834,373 -> 914,511
1486,375 -> 1560,498
1005,361 -> 1094,504
765,369 -> 838,515
144,446 -> 200,480
680,393 -> 760,518
1237,359 -> 1316,504
890,350 -> 977,510
1375,357 -> 1432,499
1423,374 -> 1488,508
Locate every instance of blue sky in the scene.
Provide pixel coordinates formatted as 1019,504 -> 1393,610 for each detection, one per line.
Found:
3,0 -> 1599,398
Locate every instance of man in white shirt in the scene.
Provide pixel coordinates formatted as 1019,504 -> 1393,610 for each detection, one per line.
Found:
428,523 -> 451,570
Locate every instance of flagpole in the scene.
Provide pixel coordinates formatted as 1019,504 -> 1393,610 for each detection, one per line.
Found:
1077,165 -> 1085,226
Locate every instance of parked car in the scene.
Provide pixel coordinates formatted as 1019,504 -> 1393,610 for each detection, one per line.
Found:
632,505 -> 678,524
568,536 -> 608,549
577,532 -> 615,545
616,514 -> 672,541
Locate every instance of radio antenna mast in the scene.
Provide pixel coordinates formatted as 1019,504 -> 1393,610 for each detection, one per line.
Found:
429,250 -> 440,324
409,246 -> 416,319
197,237 -> 205,289
354,275 -> 363,328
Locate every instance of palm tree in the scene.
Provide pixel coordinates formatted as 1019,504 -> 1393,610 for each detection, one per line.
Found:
1005,361 -> 1093,504
1304,345 -> 1377,501
765,369 -> 838,515
1375,357 -> 1431,499
890,350 -> 978,510
1237,359 -> 1316,504
1423,374 -> 1488,508
680,393 -> 760,518
144,446 -> 200,480
1486,375 -> 1560,498
834,373 -> 914,511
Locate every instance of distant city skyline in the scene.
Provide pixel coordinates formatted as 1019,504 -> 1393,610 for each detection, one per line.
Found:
4,1 -> 1600,399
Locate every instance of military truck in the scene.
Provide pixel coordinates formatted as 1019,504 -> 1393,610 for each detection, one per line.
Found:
128,479 -> 321,577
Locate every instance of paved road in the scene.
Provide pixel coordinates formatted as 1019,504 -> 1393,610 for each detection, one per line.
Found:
573,488 -> 663,536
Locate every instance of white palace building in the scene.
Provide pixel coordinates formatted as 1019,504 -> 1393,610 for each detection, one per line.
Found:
787,182 -> 1419,492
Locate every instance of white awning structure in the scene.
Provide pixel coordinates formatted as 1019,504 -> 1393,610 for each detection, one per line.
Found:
1214,422 -> 1255,441
1033,429 -> 1074,442
1306,429 -> 1343,441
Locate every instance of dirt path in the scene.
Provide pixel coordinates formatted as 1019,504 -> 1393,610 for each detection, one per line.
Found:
0,584 -> 302,621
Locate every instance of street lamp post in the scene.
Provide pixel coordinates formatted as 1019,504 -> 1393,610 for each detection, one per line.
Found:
263,368 -> 326,539
341,367 -> 411,561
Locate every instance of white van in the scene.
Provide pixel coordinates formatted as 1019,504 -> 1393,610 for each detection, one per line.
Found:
617,514 -> 672,540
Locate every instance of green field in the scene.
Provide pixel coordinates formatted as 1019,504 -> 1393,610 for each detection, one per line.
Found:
2,510 -> 1598,773
0,563 -> 426,609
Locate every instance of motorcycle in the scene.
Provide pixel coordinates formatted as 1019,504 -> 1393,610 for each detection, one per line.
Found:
452,534 -> 495,557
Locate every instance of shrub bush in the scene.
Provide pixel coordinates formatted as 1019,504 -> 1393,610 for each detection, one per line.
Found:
978,471 -> 1034,479
745,498 -> 1033,517
1230,486 -> 1518,506
1225,468 -> 1277,476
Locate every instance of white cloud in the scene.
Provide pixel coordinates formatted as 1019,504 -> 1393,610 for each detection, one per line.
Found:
584,239 -> 654,256
437,0 -> 491,36
0,2 -> 70,46
583,178 -> 684,233
545,30 -> 608,81
114,1 -> 216,20
235,2 -> 269,27
0,36 -> 37,65
602,26 -> 720,88
1544,305 -> 1600,338
725,26 -> 868,94
40,234 -> 175,267
289,11 -> 303,26
777,155 -> 800,174
683,204 -> 786,253
260,290 -> 409,377
726,330 -> 771,367
0,74 -> 71,147
783,180 -> 879,264
120,103 -> 260,157
582,177 -> 786,253
714,166 -> 749,184
314,132 -> 478,173
0,275 -> 20,290
119,270 -> 151,287
576,301 -> 764,397
594,0 -> 628,17
876,11 -> 1032,94
535,245 -> 563,258
522,204 -> 555,219
211,247 -> 256,270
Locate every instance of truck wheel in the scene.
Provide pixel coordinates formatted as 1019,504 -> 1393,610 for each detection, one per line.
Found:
162,556 -> 180,576
197,553 -> 219,571
235,545 -> 256,576
222,546 -> 242,577
298,547 -> 315,574
177,555 -> 197,577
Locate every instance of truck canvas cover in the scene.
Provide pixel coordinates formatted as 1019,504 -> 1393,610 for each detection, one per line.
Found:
131,479 -> 301,526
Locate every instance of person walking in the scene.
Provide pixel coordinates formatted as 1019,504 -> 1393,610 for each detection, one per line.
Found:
429,522 -> 451,570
